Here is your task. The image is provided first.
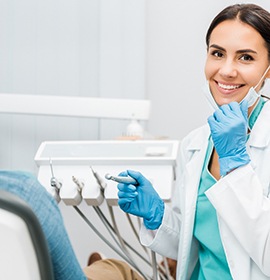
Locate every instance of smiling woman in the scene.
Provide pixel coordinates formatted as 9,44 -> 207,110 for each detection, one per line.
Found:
116,3 -> 270,280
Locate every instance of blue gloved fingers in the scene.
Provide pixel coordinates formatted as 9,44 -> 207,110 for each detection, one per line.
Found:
117,185 -> 138,208
207,114 -> 215,125
118,170 -> 129,177
217,102 -> 240,121
217,101 -> 241,114
227,101 -> 239,110
219,104 -> 230,114
126,169 -> 142,179
220,103 -> 237,118
228,102 -> 244,119
207,115 -> 222,131
118,191 -> 138,204
126,169 -> 151,185
117,181 -> 138,208
213,108 -> 226,122
117,190 -> 138,199
117,183 -> 137,192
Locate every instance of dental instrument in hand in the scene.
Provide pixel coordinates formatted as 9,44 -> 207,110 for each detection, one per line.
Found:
105,173 -> 137,185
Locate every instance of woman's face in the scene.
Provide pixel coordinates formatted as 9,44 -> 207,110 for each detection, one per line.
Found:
205,19 -> 270,107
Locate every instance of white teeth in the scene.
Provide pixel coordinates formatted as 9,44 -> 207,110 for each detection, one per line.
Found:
218,83 -> 241,90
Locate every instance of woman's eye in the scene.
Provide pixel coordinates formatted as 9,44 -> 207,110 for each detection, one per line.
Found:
211,50 -> 223,58
240,54 -> 254,61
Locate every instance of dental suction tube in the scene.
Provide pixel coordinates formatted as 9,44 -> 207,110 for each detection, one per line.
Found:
105,173 -> 137,185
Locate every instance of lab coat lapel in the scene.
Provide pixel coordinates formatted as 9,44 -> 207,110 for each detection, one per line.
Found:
184,125 -> 210,209
248,101 -> 270,147
178,125 -> 210,279
248,101 -> 270,168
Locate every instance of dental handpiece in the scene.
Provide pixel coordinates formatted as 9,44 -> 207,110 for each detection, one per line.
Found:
50,177 -> 62,189
90,166 -> 106,192
105,173 -> 137,185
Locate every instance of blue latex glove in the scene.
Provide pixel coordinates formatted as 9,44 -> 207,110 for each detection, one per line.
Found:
117,170 -> 164,230
207,100 -> 250,176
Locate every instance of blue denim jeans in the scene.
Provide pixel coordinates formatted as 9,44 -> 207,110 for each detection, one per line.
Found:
0,171 -> 86,280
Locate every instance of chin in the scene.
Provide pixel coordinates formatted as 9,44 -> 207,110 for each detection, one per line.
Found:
215,96 -> 241,106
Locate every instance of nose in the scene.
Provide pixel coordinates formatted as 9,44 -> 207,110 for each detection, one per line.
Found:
219,60 -> 237,78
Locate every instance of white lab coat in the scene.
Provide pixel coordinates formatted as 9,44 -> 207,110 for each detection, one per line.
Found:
140,101 -> 270,280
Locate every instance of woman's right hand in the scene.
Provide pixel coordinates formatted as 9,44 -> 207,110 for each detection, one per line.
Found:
117,170 -> 164,230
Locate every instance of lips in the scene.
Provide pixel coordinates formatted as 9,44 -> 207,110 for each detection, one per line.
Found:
214,81 -> 245,95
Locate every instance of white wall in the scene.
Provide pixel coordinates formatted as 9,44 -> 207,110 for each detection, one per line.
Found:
1,0 -> 270,272
0,0 -> 145,172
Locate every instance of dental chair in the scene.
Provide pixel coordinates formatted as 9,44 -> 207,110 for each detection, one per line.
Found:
0,189 -> 54,280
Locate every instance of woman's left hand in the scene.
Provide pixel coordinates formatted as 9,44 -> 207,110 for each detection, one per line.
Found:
207,100 -> 250,176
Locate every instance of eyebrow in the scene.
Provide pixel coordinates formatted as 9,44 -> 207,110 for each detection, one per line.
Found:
209,44 -> 257,54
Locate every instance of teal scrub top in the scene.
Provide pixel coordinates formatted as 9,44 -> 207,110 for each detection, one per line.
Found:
191,98 -> 266,280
